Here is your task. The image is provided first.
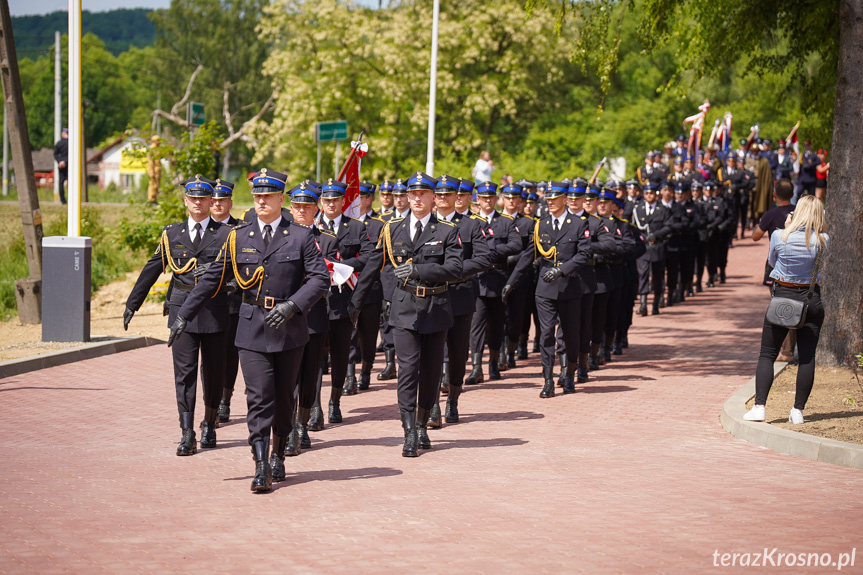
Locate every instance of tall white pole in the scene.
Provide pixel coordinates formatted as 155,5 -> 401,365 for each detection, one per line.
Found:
54,30 -> 61,203
425,0 -> 440,176
2,110 -> 7,197
67,0 -> 81,236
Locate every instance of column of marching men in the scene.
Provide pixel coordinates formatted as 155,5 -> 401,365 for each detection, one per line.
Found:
123,153 -> 747,493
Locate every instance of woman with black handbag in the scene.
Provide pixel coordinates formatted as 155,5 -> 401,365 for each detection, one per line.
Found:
743,196 -> 829,424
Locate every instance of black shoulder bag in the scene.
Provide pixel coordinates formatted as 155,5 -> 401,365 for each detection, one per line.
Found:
764,247 -> 822,329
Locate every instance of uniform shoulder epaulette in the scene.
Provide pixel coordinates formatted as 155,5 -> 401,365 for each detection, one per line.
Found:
590,213 -> 601,219
469,214 -> 485,221
438,219 -> 456,227
320,229 -> 337,238
370,216 -> 385,223
389,216 -> 405,223
232,220 -> 252,230
580,215 -> 588,220
500,212 -> 514,220
164,223 -> 177,230
619,217 -> 630,223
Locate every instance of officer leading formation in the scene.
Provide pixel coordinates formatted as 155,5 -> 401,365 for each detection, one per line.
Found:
125,133 -> 793,493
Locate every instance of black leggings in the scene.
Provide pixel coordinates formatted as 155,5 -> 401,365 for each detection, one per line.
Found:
754,285 -> 824,410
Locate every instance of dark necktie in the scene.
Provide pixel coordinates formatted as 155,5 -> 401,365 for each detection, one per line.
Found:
328,219 -> 335,232
192,223 -> 202,249
263,224 -> 272,248
553,218 -> 560,233
413,221 -> 423,244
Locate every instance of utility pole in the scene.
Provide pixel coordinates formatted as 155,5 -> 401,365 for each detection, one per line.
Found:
0,0 -> 44,323
67,0 -> 81,235
425,0 -> 440,176
54,30 -> 61,202
2,110 -> 8,196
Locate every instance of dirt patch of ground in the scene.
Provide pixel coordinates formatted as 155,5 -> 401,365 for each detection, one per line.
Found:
0,270 -> 171,363
748,365 -> 863,444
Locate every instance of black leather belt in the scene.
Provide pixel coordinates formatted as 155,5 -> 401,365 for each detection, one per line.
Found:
243,293 -> 286,309
585,259 -> 596,266
173,282 -> 195,293
450,278 -> 473,287
397,282 -> 448,297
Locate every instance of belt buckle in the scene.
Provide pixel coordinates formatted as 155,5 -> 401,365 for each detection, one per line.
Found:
416,285 -> 426,297
264,296 -> 275,309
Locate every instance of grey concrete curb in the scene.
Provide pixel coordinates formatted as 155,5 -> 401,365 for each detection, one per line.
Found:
0,336 -> 164,380
720,362 -> 863,471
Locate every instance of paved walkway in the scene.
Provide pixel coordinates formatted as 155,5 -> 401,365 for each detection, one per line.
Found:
1,240 -> 860,574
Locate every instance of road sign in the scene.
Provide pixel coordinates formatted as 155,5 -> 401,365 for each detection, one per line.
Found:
316,120 -> 348,143
187,102 -> 205,126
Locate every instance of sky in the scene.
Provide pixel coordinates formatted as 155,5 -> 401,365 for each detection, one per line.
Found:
10,0 -> 172,16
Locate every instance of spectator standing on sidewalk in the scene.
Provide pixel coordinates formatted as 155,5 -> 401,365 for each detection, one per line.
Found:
473,150 -> 494,185
53,128 -> 68,205
752,179 -> 796,361
744,196 -> 828,425
815,149 -> 829,201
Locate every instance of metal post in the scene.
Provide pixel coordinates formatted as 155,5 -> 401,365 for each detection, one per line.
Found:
2,110 -> 7,196
54,30 -> 61,203
334,141 -> 340,178
67,0 -> 81,236
316,141 -> 321,183
425,0 -> 440,176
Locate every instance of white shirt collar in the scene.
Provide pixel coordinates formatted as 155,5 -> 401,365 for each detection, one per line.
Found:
439,210 -> 456,222
322,213 -> 343,233
550,211 -> 567,228
215,216 -> 231,225
398,209 -> 411,219
409,211 -> 432,232
661,200 -> 673,208
188,216 -> 211,238
646,201 -> 657,211
458,209 -> 471,216
481,210 -> 495,225
257,215 -> 282,235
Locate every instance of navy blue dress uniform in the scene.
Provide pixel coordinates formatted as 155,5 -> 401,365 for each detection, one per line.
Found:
314,179 -> 374,420
630,183 -> 673,315
285,183 -> 339,455
505,181 -> 591,396
499,183 -> 536,370
519,188 -> 543,356
124,175 -> 233,456
659,182 -> 688,307
692,181 -> 711,291
704,181 -> 737,285
465,181 -> 522,384
717,156 -> 753,239
593,189 -> 636,366
375,179 -> 409,382
674,184 -> 704,299
171,169 -> 329,492
349,171 -> 463,457
349,196 -> 386,392
209,178 -> 244,425
614,199 -> 646,352
636,153 -> 665,188
574,183 -> 617,378
430,175 -> 493,426
623,179 -> 643,221
378,178 -> 396,218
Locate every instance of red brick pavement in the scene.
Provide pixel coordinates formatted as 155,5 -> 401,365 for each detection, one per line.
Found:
1,240 -> 860,574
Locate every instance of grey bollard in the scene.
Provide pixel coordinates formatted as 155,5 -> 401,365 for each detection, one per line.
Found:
41,236 -> 92,342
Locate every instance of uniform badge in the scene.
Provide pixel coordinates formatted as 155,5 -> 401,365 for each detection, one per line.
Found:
314,239 -> 321,252
457,235 -> 462,247
602,225 -> 610,233
615,228 -> 622,236
584,229 -> 591,238
245,268 -> 251,277
249,231 -> 255,236
283,230 -> 288,235
566,219 -> 571,224
515,226 -> 520,233
487,228 -> 495,237
397,256 -> 403,263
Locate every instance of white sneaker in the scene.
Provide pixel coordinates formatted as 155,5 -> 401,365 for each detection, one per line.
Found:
789,408 -> 805,424
743,405 -> 766,421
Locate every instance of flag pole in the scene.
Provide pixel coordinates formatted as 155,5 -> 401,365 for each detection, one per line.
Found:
425,0 -> 440,177
67,0 -> 82,236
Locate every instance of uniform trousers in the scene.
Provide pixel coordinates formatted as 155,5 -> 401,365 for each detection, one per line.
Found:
223,312 -> 240,391
504,286 -> 529,344
578,291 -> 595,354
172,329 -> 227,417
327,317 -> 353,389
706,236 -> 722,279
665,250 -> 681,295
350,301 -> 382,365
636,257 -> 665,296
590,292 -> 609,347
297,332 -> 327,410
604,285 -> 623,342
469,295 -> 506,355
617,262 -> 638,337
695,241 -> 708,285
536,296 -> 580,368
737,191 -> 750,233
718,230 -> 732,271
239,345 -> 303,444
446,313 -> 473,388
679,248 -> 696,292
380,312 -> 395,350
393,328 -> 447,412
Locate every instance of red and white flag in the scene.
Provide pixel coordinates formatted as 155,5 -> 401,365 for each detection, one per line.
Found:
338,140 -> 369,219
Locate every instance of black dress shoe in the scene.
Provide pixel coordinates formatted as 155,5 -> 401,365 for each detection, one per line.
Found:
328,387 -> 343,423
444,385 -> 462,423
200,420 -> 217,449
377,349 -> 397,380
602,346 -> 612,364
612,340 -> 623,355
588,353 -> 600,371
557,353 -> 568,387
400,410 -> 418,457
562,363 -> 576,394
358,361 -> 372,390
428,402 -> 442,429
417,407 -> 432,450
271,435 -> 288,480
439,363 -> 450,395
539,367 -> 555,398
218,388 -> 233,423
252,440 -> 273,492
307,404 -> 324,431
577,365 -> 589,383
297,407 -> 312,449
285,428 -> 301,457
465,353 -> 484,385
517,343 -> 528,360
488,350 -> 501,380
343,364 -> 358,395
622,336 -> 629,348
177,412 -> 197,456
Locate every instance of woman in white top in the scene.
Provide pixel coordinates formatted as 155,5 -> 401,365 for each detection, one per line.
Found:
473,150 -> 494,185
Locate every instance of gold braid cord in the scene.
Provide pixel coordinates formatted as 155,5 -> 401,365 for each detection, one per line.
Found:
534,221 -> 557,265
226,229 -> 265,298
159,230 -> 198,274
382,221 -> 413,270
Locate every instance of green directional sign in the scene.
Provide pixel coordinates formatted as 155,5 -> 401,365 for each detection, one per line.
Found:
316,120 -> 348,143
187,102 -> 205,126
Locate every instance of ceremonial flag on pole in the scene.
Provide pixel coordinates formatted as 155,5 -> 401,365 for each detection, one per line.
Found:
683,99 -> 711,160
717,112 -> 732,154
786,120 -> 801,171
337,136 -> 369,219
